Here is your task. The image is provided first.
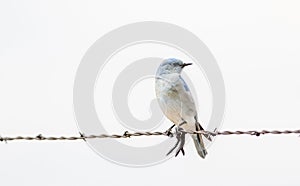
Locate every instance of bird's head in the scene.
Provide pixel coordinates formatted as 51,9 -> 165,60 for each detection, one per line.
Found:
156,58 -> 192,75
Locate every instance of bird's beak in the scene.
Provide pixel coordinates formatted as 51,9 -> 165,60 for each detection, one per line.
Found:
180,63 -> 192,68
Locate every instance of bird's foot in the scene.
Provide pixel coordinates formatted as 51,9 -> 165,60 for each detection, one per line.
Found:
166,127 -> 186,157
165,124 -> 175,137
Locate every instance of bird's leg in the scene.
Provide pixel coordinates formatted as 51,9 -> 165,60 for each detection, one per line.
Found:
165,124 -> 175,137
166,129 -> 181,156
175,127 -> 186,157
166,122 -> 187,157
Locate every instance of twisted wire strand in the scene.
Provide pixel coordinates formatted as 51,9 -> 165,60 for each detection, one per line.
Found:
0,129 -> 299,143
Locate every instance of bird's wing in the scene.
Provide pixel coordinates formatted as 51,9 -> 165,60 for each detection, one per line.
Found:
177,76 -> 197,114
178,76 -> 195,101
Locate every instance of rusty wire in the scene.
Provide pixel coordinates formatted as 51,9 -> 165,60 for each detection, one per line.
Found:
0,129 -> 299,143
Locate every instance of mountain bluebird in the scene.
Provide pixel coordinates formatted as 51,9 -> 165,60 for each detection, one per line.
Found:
155,58 -> 211,158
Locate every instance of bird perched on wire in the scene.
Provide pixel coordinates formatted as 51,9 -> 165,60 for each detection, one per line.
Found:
155,58 -> 211,158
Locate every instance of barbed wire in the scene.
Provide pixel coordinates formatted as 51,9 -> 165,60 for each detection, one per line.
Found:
0,129 -> 299,143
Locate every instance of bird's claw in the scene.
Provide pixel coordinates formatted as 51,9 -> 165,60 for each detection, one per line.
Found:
165,124 -> 175,137
175,147 -> 185,157
166,127 -> 186,157
166,130 -> 173,137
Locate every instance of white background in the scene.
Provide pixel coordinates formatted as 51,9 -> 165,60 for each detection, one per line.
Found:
1,0 -> 300,185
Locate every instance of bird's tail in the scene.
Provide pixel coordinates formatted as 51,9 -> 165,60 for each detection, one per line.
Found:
192,122 -> 211,158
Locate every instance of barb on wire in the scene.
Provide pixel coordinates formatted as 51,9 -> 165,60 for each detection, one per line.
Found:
0,129 -> 299,142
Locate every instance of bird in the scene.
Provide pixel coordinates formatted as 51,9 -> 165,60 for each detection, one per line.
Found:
155,58 -> 211,158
